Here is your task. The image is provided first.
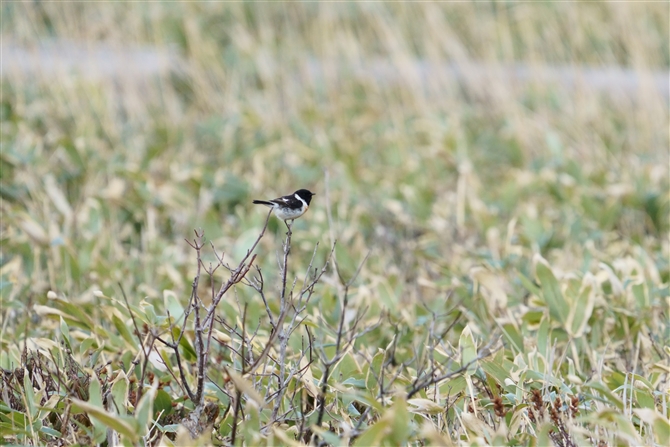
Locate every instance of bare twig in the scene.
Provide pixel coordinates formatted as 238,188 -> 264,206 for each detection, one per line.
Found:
406,336 -> 502,399
230,387 -> 243,446
118,283 -> 149,404
314,251 -> 370,438
271,221 -> 294,422
159,212 -> 272,438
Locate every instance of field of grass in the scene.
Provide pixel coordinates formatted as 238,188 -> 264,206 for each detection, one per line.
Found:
1,2 -> 669,446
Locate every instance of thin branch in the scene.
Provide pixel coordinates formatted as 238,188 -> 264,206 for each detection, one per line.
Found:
271,220 -> 294,422
406,337 -> 502,399
230,387 -> 242,446
118,283 -> 148,404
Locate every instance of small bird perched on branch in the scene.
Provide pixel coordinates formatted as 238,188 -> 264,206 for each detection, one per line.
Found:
253,189 -> 315,228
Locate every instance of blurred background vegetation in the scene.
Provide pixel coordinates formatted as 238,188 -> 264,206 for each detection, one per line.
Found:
1,1 -> 668,445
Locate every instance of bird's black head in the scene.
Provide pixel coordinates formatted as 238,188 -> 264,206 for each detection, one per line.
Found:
295,189 -> 315,205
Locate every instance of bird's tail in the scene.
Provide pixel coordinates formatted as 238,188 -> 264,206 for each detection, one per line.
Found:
253,200 -> 273,206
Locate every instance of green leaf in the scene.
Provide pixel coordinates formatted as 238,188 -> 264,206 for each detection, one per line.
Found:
218,410 -> 234,438
584,381 -> 623,410
634,387 -> 656,410
86,377 -> 108,443
89,377 -> 103,407
352,417 -> 389,446
173,327 -> 197,361
439,375 -> 467,395
39,426 -> 62,438
0,418 -> 31,437
59,317 -> 72,350
632,282 -> 649,309
111,371 -> 129,416
161,424 -> 181,433
243,401 -> 262,447
334,352 -> 360,379
135,385 -> 156,437
311,427 -> 342,446
61,138 -> 85,171
537,316 -> 550,358
407,398 -> 444,415
566,273 -> 595,337
58,300 -> 94,330
79,337 -> 98,356
583,409 -> 641,444
341,378 -> 367,388
481,360 -> 514,392
500,323 -> 524,354
154,389 -> 173,417
366,351 -> 384,390
113,314 -> 136,347
522,216 -> 552,249
634,409 -> 670,445
459,324 -> 477,375
342,392 -> 384,413
142,303 -> 158,325
532,423 -> 553,447
518,272 -> 541,296
535,260 -> 568,325
23,369 -> 37,420
164,290 -> 185,325
389,396 -> 410,444
72,399 -> 139,443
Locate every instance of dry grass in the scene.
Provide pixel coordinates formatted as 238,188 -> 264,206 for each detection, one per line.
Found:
1,2 -> 668,446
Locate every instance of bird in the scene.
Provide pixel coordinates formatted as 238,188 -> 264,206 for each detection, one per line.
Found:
253,189 -> 315,228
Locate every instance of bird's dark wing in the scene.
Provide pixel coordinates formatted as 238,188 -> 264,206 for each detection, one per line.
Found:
270,195 -> 303,209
